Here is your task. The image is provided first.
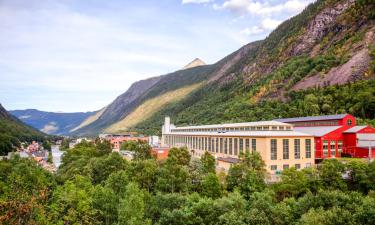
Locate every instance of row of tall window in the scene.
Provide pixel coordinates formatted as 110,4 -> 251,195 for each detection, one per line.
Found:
270,139 -> 312,160
322,140 -> 343,157
164,135 -> 257,155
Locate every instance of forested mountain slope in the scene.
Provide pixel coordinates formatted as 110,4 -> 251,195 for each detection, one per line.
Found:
75,0 -> 375,136
0,104 -> 47,155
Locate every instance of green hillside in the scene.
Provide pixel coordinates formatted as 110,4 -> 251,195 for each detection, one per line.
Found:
0,104 -> 47,155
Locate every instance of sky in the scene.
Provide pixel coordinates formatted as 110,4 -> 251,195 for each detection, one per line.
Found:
0,0 -> 314,112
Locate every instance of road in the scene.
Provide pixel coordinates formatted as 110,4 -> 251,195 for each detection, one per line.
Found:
51,145 -> 64,168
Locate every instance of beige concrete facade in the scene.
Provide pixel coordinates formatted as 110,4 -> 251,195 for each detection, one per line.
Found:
162,132 -> 315,174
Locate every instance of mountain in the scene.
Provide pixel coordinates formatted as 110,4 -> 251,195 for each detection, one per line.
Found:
70,0 -> 375,136
10,109 -> 97,135
0,104 -> 47,155
183,58 -> 206,69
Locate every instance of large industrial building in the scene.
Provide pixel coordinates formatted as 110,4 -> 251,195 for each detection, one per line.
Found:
161,117 -> 315,174
161,114 -> 375,174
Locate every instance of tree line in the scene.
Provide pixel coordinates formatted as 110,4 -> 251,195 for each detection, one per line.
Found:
0,140 -> 374,224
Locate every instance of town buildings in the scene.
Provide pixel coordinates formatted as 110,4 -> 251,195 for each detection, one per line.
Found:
104,134 -> 149,151
161,117 -> 315,174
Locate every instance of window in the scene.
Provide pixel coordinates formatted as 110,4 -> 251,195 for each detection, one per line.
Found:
295,164 -> 301,170
239,138 -> 244,153
220,138 -> 223,153
305,163 -> 312,168
305,139 -> 311,159
234,138 -> 238,155
252,139 -> 257,151
330,140 -> 336,157
283,164 -> 289,170
337,140 -> 343,156
283,139 -> 289,159
224,138 -> 228,154
294,139 -> 300,159
229,138 -> 233,155
245,139 -> 250,152
271,165 -> 277,171
215,138 -> 218,153
323,140 -> 328,157
347,119 -> 352,126
279,126 -> 284,130
272,126 -> 277,130
208,137 -> 211,152
271,139 -> 277,160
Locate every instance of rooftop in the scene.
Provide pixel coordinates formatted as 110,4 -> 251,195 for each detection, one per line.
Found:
217,157 -> 240,164
168,130 -> 312,137
344,126 -> 368,133
172,120 -> 291,130
274,114 -> 349,123
294,126 -> 341,137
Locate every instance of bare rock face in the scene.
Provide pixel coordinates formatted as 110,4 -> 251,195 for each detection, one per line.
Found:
183,58 -> 206,69
292,49 -> 371,90
290,0 -> 355,56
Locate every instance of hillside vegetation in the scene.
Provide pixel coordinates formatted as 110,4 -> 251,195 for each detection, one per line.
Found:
2,142 -> 375,224
71,0 -> 374,136
0,104 -> 47,155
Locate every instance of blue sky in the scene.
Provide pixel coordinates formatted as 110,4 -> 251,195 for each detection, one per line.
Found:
0,0 -> 314,112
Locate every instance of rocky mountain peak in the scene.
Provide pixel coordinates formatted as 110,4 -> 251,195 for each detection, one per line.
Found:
183,58 -> 206,69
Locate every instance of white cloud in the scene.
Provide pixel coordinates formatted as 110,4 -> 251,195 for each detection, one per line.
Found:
261,18 -> 282,30
240,17 -> 282,36
214,0 -> 314,16
240,26 -> 264,35
182,0 -> 214,4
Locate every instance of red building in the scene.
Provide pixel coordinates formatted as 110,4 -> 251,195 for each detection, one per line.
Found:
275,114 -> 375,160
343,126 -> 375,158
151,147 -> 170,160
107,135 -> 149,151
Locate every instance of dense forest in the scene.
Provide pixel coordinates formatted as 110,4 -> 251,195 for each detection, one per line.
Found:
1,140 -> 374,225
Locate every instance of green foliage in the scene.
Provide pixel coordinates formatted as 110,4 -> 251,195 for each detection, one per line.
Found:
201,151 -> 216,174
117,182 -> 151,225
0,105 -> 46,155
121,140 -> 152,160
167,146 -> 191,166
2,143 -> 375,224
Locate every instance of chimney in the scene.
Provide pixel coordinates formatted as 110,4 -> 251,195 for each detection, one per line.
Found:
163,116 -> 171,134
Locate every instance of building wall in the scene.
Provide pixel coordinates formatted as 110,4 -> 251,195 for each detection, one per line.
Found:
163,134 -> 314,174
343,126 -> 375,158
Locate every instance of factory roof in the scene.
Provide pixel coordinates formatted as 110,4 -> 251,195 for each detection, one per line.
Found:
294,126 -> 341,137
343,126 -> 368,133
167,130 -> 312,137
171,120 -> 291,130
274,114 -> 348,123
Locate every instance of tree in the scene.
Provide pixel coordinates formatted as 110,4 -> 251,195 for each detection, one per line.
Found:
49,175 -> 98,225
319,159 -> 346,190
117,182 -> 151,225
92,185 -> 119,225
201,151 -> 216,174
226,151 -> 266,198
121,140 -> 152,160
95,138 -> 112,156
201,173 -> 222,199
85,152 -> 128,184
128,159 -> 158,192
167,147 -> 191,166
156,162 -> 189,193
